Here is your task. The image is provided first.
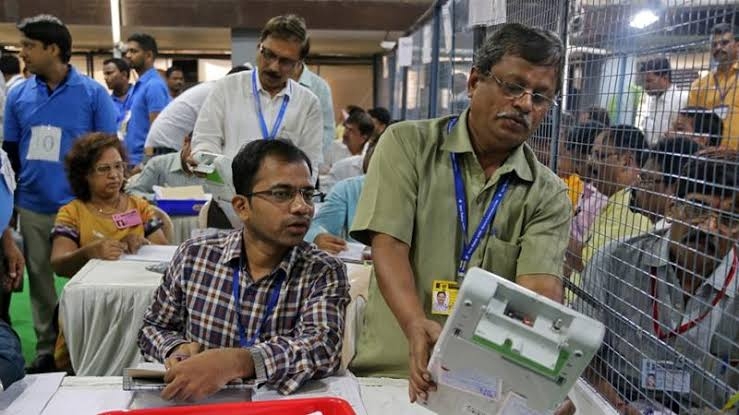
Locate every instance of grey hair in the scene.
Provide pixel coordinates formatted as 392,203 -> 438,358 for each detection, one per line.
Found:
474,23 -> 565,93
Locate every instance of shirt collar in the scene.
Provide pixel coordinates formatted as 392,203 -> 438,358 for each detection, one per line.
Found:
168,153 -> 186,173
440,109 -> 535,182
220,229 -> 301,280
643,233 -> 738,298
33,65 -> 81,89
137,67 -> 160,83
253,69 -> 293,99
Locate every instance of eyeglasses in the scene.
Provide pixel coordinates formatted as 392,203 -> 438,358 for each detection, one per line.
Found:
488,74 -> 558,108
588,150 -> 621,163
246,186 -> 323,205
638,174 -> 664,189
259,45 -> 300,72
92,161 -> 125,176
673,198 -> 739,229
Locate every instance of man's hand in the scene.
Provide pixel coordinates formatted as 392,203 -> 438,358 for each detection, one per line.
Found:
314,233 -> 347,255
161,348 -> 254,401
164,342 -> 202,370
87,238 -> 126,260
1,231 -> 23,291
120,233 -> 149,254
405,318 -> 442,403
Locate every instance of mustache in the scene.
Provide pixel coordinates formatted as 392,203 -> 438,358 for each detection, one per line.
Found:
263,70 -> 281,80
497,112 -> 532,129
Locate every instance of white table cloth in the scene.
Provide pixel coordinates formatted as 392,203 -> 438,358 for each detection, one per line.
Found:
59,259 -> 162,376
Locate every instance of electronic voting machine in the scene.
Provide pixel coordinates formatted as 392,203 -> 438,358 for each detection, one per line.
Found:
421,267 -> 605,414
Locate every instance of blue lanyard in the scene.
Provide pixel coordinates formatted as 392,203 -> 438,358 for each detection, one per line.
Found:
231,265 -> 285,347
447,118 -> 511,278
252,70 -> 290,140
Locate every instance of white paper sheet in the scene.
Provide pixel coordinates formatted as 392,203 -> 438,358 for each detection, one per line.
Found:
254,372 -> 367,415
0,373 -> 66,415
397,36 -> 413,67
41,388 -> 133,415
422,24 -> 432,64
468,0 -> 506,27
337,242 -> 366,263
121,245 -> 178,262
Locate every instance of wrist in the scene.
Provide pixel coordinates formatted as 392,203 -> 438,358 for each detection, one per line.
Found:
230,348 -> 255,379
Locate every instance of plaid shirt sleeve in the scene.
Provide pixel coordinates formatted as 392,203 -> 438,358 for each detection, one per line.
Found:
250,259 -> 350,394
137,244 -> 190,361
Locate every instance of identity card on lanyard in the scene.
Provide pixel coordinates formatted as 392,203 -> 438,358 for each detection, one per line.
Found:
252,70 -> 290,140
232,263 -> 285,347
712,72 -> 738,120
433,117 -> 511,314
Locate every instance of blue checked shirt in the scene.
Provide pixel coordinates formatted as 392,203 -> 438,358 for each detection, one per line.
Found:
138,229 -> 350,394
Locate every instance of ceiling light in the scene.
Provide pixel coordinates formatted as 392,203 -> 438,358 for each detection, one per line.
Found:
380,40 -> 396,50
630,9 -> 659,29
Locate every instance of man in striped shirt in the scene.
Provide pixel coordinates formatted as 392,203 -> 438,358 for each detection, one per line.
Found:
138,139 -> 350,399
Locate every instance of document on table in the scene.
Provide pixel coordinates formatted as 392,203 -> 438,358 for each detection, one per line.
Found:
337,242 -> 366,263
0,372 -> 66,415
121,245 -> 178,262
254,372 -> 367,415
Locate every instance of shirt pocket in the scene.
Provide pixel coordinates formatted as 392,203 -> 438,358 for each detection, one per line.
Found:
482,237 -> 521,280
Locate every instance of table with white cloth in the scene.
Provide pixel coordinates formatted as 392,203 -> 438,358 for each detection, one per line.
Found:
59,259 -> 163,376
59,257 -> 372,377
169,216 -> 199,245
2,373 -> 616,415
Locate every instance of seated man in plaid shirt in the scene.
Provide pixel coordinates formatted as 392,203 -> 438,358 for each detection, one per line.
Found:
138,139 -> 350,400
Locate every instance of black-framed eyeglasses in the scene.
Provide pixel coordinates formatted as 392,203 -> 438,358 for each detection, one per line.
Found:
259,45 -> 300,71
488,73 -> 558,108
246,186 -> 323,205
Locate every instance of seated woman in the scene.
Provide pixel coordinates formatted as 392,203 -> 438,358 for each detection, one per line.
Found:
51,133 -> 168,278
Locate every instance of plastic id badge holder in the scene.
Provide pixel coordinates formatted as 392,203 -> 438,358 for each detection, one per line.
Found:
420,267 -> 605,415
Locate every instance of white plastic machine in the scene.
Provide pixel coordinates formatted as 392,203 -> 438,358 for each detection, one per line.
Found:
421,267 -> 605,415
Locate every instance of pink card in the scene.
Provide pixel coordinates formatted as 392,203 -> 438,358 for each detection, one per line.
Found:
112,209 -> 143,229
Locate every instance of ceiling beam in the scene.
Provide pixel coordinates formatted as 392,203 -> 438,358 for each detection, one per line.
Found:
0,0 -> 431,32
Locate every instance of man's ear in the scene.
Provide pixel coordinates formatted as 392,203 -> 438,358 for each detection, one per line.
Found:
468,67 -> 482,98
231,195 -> 250,221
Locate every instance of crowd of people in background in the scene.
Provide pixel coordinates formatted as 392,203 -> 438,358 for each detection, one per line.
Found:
0,11 -> 735,415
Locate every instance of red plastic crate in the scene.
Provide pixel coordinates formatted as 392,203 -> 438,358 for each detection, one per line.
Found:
98,397 -> 355,415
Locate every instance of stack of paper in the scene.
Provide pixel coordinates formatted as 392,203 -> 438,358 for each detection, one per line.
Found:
152,185 -> 210,201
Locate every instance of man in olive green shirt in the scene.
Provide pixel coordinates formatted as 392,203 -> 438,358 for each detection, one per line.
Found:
349,23 -> 572,402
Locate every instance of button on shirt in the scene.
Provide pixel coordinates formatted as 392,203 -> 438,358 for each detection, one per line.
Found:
191,69 -> 323,169
144,81 -> 215,151
348,110 -> 572,377
138,230 -> 350,394
298,66 -> 335,163
125,68 -> 171,165
580,230 -> 739,409
3,67 -> 117,213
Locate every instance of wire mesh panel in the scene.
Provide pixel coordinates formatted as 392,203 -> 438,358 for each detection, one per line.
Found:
561,1 -> 739,414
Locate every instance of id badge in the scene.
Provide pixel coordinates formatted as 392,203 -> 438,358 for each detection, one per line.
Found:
118,110 -> 132,141
431,279 -> 459,316
714,105 -> 730,120
641,358 -> 691,394
28,125 -> 62,162
112,209 -> 143,229
0,151 -> 16,193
